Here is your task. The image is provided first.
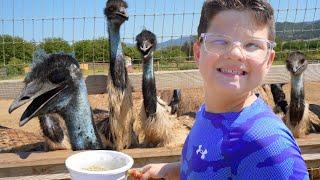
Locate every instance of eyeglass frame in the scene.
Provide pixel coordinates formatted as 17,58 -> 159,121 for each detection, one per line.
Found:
199,33 -> 277,59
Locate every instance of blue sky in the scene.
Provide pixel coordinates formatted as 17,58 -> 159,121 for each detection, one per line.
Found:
1,0 -> 319,44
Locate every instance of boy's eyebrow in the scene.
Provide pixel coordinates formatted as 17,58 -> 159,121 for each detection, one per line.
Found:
203,32 -> 270,41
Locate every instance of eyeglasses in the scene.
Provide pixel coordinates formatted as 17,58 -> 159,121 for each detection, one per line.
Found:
200,33 -> 276,60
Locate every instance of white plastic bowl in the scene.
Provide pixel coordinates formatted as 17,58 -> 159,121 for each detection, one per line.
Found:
65,150 -> 134,180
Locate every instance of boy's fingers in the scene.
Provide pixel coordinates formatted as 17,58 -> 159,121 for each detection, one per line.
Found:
128,169 -> 143,178
140,171 -> 151,180
141,165 -> 151,174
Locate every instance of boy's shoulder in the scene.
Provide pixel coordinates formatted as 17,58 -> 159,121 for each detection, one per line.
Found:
235,97 -> 292,133
232,97 -> 299,149
195,97 -> 294,141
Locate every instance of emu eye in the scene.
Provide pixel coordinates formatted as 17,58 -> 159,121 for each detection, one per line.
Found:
108,6 -> 115,12
300,59 -> 306,64
49,69 -> 67,84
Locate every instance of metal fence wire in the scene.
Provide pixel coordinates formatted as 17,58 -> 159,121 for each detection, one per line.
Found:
0,0 -> 319,78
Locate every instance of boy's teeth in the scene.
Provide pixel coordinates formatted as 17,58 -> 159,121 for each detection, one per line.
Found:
220,68 -> 243,75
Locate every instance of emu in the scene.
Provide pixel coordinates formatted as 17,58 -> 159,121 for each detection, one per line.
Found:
135,30 -> 174,147
104,0 -> 136,150
284,51 -> 320,137
135,30 -> 192,147
9,50 -> 104,150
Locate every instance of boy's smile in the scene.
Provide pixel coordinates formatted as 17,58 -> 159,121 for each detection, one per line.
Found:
217,66 -> 248,77
194,10 -> 275,99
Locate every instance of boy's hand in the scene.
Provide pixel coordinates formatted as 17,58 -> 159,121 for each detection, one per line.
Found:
140,163 -> 167,180
128,168 -> 144,179
128,162 -> 179,180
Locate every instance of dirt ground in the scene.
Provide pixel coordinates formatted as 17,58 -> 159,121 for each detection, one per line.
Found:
0,82 -> 319,134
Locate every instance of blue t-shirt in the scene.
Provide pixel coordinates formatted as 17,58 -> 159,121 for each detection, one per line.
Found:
180,97 -> 309,179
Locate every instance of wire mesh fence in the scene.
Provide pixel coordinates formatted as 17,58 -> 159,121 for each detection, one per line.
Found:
0,0 -> 319,79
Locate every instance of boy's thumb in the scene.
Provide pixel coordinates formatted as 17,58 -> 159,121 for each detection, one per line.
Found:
140,172 -> 151,180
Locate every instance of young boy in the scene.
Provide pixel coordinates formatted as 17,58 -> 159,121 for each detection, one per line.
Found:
136,0 -> 309,179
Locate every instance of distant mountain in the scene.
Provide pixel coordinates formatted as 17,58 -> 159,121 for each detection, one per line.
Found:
276,20 -> 320,40
157,36 -> 196,49
125,20 -> 320,48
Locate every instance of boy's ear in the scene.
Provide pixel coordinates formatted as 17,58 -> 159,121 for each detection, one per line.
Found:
193,41 -> 201,66
266,50 -> 275,70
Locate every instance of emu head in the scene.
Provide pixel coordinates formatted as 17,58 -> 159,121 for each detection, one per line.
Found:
285,51 -> 308,76
104,0 -> 128,25
9,50 -> 83,126
136,30 -> 157,60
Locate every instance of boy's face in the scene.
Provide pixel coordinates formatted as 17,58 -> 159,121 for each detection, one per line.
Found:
194,10 -> 275,97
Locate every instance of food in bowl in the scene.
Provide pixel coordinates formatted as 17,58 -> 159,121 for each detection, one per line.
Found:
65,150 -> 134,180
83,165 -> 108,171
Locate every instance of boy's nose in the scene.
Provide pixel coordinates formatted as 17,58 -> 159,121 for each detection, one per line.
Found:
225,44 -> 246,62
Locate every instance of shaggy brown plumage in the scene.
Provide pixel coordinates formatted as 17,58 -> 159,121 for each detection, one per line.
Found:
133,97 -> 190,148
104,0 -> 136,150
284,103 -> 308,138
253,84 -> 275,107
39,114 -> 71,151
135,30 -> 190,147
159,88 -> 204,117
283,51 -> 320,137
106,77 -> 136,149
139,97 -> 173,147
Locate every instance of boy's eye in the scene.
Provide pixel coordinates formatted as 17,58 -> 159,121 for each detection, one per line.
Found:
244,41 -> 265,51
208,38 -> 229,46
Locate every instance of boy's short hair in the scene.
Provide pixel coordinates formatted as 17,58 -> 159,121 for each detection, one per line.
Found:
198,0 -> 275,41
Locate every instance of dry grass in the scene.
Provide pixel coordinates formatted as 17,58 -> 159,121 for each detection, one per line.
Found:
1,82 -> 320,150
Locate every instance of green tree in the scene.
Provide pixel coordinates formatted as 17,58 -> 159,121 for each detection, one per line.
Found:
92,38 -> 109,62
39,38 -> 72,54
306,39 -> 320,50
155,46 -> 188,62
282,40 -> 309,51
274,37 -> 283,52
0,35 -> 34,65
7,57 -> 25,76
72,38 -> 109,63
123,44 -> 140,63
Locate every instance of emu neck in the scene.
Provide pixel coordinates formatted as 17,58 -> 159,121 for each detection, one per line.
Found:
61,80 -> 103,150
142,55 -> 157,118
289,74 -> 305,126
108,21 -> 127,90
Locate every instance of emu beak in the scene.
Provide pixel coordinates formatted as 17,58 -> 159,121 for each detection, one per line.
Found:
140,41 -> 153,59
8,81 -> 67,127
292,67 -> 298,74
115,7 -> 129,20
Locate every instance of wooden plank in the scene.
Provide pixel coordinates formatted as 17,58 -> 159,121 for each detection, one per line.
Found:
0,147 -> 181,169
0,80 -> 24,99
303,153 -> 320,168
0,136 -> 320,179
84,75 -> 108,95
0,173 -> 70,180
0,147 -> 181,179
0,165 -> 70,179
1,64 -> 320,99
297,134 -> 320,154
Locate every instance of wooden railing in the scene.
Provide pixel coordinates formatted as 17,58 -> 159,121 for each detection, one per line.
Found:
1,64 -> 320,99
1,133 -> 320,179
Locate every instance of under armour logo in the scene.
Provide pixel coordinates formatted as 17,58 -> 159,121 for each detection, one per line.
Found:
196,145 -> 208,160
